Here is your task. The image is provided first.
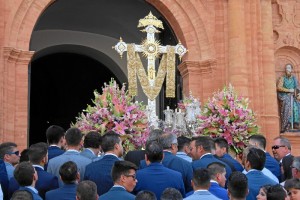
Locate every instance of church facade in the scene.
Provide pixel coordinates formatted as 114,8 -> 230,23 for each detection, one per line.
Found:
0,0 -> 299,152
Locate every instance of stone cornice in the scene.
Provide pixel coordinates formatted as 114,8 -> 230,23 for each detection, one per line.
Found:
178,59 -> 217,77
3,47 -> 34,64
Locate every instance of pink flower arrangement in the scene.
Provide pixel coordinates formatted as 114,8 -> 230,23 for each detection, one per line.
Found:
197,84 -> 259,154
73,79 -> 149,150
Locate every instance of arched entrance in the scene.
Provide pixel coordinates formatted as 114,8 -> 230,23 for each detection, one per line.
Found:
28,0 -> 180,144
29,52 -> 121,144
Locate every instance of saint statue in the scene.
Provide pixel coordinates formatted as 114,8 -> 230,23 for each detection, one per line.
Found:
277,64 -> 300,133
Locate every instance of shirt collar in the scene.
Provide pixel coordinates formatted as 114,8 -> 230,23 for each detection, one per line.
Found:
32,165 -> 44,170
25,186 -> 38,194
104,153 -> 119,158
200,153 -> 212,159
85,148 -> 96,155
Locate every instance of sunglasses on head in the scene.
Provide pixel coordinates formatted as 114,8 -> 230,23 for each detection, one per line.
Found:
6,151 -> 19,156
271,145 -> 285,150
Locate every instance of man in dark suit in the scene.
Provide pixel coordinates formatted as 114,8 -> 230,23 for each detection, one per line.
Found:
139,133 -> 193,193
100,161 -> 137,200
80,131 -> 102,160
84,131 -> 123,196
46,125 -> 66,161
45,161 -> 79,200
243,147 -> 277,200
207,162 -> 229,200
47,128 -> 92,186
272,136 -> 294,182
248,134 -> 281,181
190,136 -> 232,181
14,161 -> 42,200
76,180 -> 98,200
133,141 -> 185,199
214,137 -> 244,172
9,142 -> 59,199
227,171 -> 248,200
125,129 -> 163,167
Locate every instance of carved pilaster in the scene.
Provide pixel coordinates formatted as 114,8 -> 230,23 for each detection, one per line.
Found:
1,47 -> 34,148
178,59 -> 216,101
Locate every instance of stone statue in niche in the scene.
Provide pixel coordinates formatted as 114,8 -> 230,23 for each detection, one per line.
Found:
277,64 -> 300,133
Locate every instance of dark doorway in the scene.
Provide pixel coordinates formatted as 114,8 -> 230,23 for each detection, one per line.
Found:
29,53 -> 120,145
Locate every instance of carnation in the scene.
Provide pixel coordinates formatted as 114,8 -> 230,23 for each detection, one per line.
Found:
72,79 -> 149,150
197,84 -> 260,154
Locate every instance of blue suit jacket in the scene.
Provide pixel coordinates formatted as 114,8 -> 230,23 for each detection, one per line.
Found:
47,150 -> 91,186
222,153 -> 244,172
99,186 -> 135,200
246,170 -> 277,200
18,187 -> 43,200
133,162 -> 185,199
84,154 -> 119,196
192,154 -> 232,181
265,152 -> 281,181
9,166 -> 59,199
0,159 -> 9,199
184,190 -> 221,200
45,183 -> 77,200
209,182 -> 229,200
80,149 -> 97,160
45,146 -> 65,171
140,151 -> 193,193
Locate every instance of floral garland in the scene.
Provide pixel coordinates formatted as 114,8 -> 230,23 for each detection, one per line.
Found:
73,79 -> 149,150
197,84 -> 259,154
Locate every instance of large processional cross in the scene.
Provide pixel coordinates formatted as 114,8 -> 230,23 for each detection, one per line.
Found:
114,12 -> 187,124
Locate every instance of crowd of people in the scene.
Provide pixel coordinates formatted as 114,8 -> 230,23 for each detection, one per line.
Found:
0,125 -> 298,200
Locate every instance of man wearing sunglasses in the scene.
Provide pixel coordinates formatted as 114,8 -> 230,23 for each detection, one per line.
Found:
272,136 -> 294,182
0,142 -> 20,180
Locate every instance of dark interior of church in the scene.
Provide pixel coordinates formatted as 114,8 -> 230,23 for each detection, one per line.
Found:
29,53 -> 119,145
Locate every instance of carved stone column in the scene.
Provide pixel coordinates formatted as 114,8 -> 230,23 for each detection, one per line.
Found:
2,47 -> 34,149
228,0 -> 248,96
178,59 -> 216,101
260,0 -> 280,150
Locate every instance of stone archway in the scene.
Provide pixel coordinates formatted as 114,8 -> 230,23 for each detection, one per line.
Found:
2,0 -> 207,149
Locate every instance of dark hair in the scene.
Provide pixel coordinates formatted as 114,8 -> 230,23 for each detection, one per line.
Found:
249,135 -> 266,149
214,138 -> 229,153
111,160 -> 138,182
145,141 -> 163,163
135,190 -> 157,200
28,142 -> 48,164
161,188 -> 183,200
59,161 -> 78,184
101,131 -> 120,152
76,180 -> 97,200
11,190 -> 33,200
46,125 -> 65,144
0,142 -> 17,159
266,184 -> 287,200
65,128 -> 83,146
227,171 -> 248,199
14,161 -> 35,186
177,136 -> 191,152
192,168 -> 211,188
247,147 -> 266,170
20,149 -> 30,162
158,133 -> 177,150
83,131 -> 102,148
207,162 -> 226,179
192,136 -> 212,152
